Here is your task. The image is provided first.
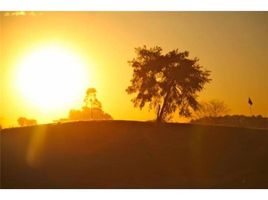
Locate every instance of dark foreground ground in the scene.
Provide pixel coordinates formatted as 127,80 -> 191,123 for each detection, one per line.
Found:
1,121 -> 268,189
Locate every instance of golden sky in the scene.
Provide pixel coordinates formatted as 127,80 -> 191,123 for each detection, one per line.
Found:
1,12 -> 268,127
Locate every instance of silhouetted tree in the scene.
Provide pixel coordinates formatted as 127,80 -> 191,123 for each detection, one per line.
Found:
17,117 -> 37,127
84,88 -> 102,109
83,88 -> 102,119
192,99 -> 230,120
126,45 -> 211,122
68,88 -> 112,121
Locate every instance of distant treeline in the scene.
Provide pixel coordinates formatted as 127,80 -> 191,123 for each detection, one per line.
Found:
191,115 -> 268,129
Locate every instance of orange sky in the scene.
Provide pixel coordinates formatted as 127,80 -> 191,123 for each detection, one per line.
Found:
1,12 -> 268,127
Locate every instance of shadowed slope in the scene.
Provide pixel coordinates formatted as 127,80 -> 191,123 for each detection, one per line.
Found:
1,121 -> 268,188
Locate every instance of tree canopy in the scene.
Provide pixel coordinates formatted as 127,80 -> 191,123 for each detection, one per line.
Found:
126,45 -> 211,122
83,88 -> 102,110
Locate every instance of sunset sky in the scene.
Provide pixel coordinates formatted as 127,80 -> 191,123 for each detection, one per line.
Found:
1,12 -> 268,127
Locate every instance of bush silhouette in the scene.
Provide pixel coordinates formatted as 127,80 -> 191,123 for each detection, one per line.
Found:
191,115 -> 268,129
17,117 -> 37,127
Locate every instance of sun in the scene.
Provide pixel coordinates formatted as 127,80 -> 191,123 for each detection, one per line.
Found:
15,44 -> 90,113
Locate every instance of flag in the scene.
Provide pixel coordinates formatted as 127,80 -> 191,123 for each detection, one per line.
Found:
248,97 -> 253,106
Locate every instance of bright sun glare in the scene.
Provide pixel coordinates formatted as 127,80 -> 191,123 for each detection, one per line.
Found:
16,44 -> 89,112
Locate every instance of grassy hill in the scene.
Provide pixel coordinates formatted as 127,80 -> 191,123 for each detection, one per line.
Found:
1,121 -> 268,188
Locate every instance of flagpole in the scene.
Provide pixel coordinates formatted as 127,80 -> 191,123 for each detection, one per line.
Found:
248,97 -> 253,116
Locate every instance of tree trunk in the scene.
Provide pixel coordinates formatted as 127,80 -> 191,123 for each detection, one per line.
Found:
157,81 -> 175,122
157,93 -> 169,122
